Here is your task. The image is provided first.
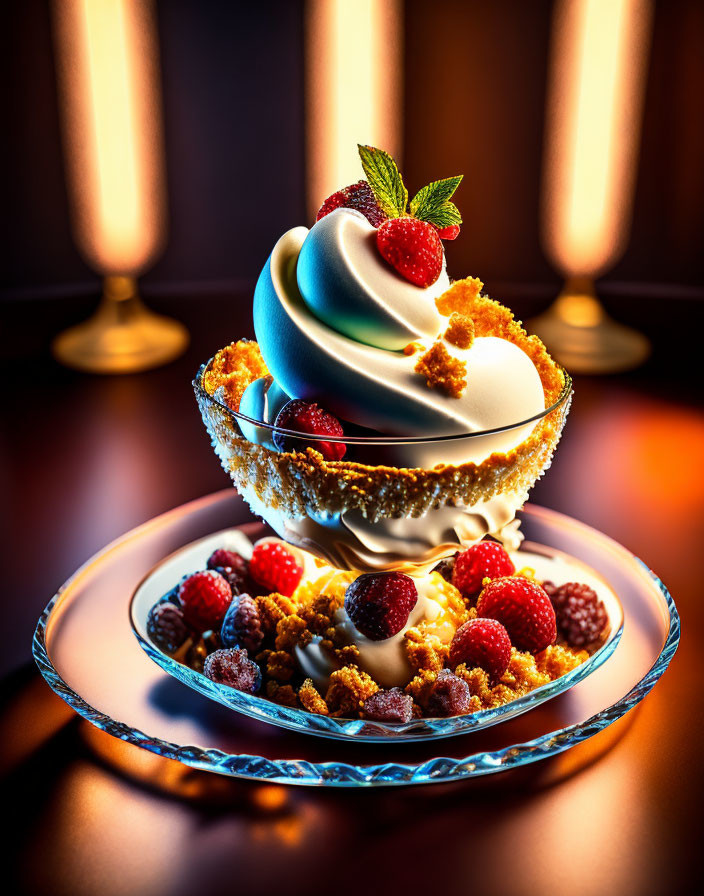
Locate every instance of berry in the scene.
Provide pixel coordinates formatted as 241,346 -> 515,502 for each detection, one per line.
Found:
207,548 -> 247,575
203,648 -> 262,694
449,618 -> 512,681
147,602 -> 189,654
477,577 -> 556,653
435,224 -> 461,241
344,572 -> 418,641
426,670 -> 471,717
433,553 -> 458,584
548,581 -> 608,647
362,688 -> 413,723
273,399 -> 346,461
316,180 -> 387,227
452,541 -> 516,598
178,570 -> 232,632
249,541 -> 303,597
376,217 -> 444,288
220,593 -> 264,653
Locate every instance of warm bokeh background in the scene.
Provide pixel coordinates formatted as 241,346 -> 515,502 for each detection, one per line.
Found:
2,0 -> 703,302
1,4 -> 703,895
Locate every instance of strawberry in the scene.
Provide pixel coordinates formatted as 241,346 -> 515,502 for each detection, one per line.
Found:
477,577 -> 556,654
249,541 -> 303,597
178,570 -> 232,632
273,399 -> 346,461
376,217 -> 444,288
449,617 -> 512,681
452,541 -> 516,598
316,180 -> 387,227
344,572 -> 418,641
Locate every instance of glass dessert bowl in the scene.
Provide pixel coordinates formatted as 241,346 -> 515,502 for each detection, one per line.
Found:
157,145 -> 613,736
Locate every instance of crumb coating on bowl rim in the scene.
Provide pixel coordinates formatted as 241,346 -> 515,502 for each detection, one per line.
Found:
194,277 -> 571,522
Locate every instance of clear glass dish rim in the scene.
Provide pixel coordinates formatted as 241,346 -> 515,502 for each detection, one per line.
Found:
126,533 -> 625,743
31,504 -> 680,786
193,357 -> 573,446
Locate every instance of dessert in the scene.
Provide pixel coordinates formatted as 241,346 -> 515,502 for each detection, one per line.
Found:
185,145 -> 594,723
144,535 -> 614,720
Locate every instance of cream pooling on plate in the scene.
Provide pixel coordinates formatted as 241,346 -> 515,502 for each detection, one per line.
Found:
248,208 -> 545,439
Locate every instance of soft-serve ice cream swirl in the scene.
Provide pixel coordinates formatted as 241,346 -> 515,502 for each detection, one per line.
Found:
252,208 -> 545,439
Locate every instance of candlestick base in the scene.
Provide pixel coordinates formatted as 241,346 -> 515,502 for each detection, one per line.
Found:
52,276 -> 189,374
528,277 -> 649,374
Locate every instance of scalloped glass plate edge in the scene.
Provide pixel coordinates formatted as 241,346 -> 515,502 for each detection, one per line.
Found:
32,559 -> 679,787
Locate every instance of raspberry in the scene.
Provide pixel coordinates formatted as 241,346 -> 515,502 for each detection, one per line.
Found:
362,688 -> 413,723
452,541 -> 516,598
147,602 -> 189,654
477,577 -> 556,653
344,572 -> 417,641
316,180 -> 387,227
178,570 -> 232,632
433,553 -> 458,584
220,593 -> 264,653
549,582 -> 608,647
203,648 -> 262,694
426,670 -> 472,717
273,399 -> 346,461
376,217 -> 444,288
207,549 -> 246,574
208,547 -> 254,595
435,224 -> 461,240
249,541 -> 303,597
449,618 -> 512,681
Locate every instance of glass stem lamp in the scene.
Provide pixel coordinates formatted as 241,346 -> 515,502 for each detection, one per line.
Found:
530,0 -> 654,374
51,0 -> 188,374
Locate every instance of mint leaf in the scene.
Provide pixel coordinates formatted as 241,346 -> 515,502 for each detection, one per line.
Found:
357,145 -> 408,218
410,176 -> 463,222
424,201 -> 462,228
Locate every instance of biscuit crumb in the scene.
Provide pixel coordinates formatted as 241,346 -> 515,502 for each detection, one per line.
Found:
325,665 -> 379,716
298,679 -> 329,715
415,342 -> 467,398
436,277 -> 484,316
444,313 -> 475,350
403,341 -> 425,356
202,339 -> 269,410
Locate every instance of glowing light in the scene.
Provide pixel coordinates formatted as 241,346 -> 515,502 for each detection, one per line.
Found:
52,0 -> 166,274
305,0 -> 402,218
542,0 -> 653,276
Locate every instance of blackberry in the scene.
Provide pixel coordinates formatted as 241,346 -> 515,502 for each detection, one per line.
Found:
426,670 -> 471,717
220,594 -> 264,653
363,688 -> 413,723
204,648 -> 262,694
147,602 -> 189,654
550,582 -> 608,647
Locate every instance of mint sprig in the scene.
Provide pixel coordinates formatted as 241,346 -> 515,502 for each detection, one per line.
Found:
409,176 -> 463,227
357,145 -> 408,218
356,145 -> 463,227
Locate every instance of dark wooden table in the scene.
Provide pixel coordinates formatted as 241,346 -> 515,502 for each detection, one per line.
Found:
1,288 -> 702,895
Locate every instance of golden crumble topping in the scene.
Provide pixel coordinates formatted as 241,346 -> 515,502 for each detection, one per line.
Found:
203,339 -> 269,411
299,679 -> 329,715
414,342 -> 467,398
403,341 -> 425,356
325,666 -> 379,717
444,313 -> 475,350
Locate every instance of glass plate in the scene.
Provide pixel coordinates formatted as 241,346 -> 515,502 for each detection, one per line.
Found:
129,529 -> 623,742
33,492 -> 679,787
